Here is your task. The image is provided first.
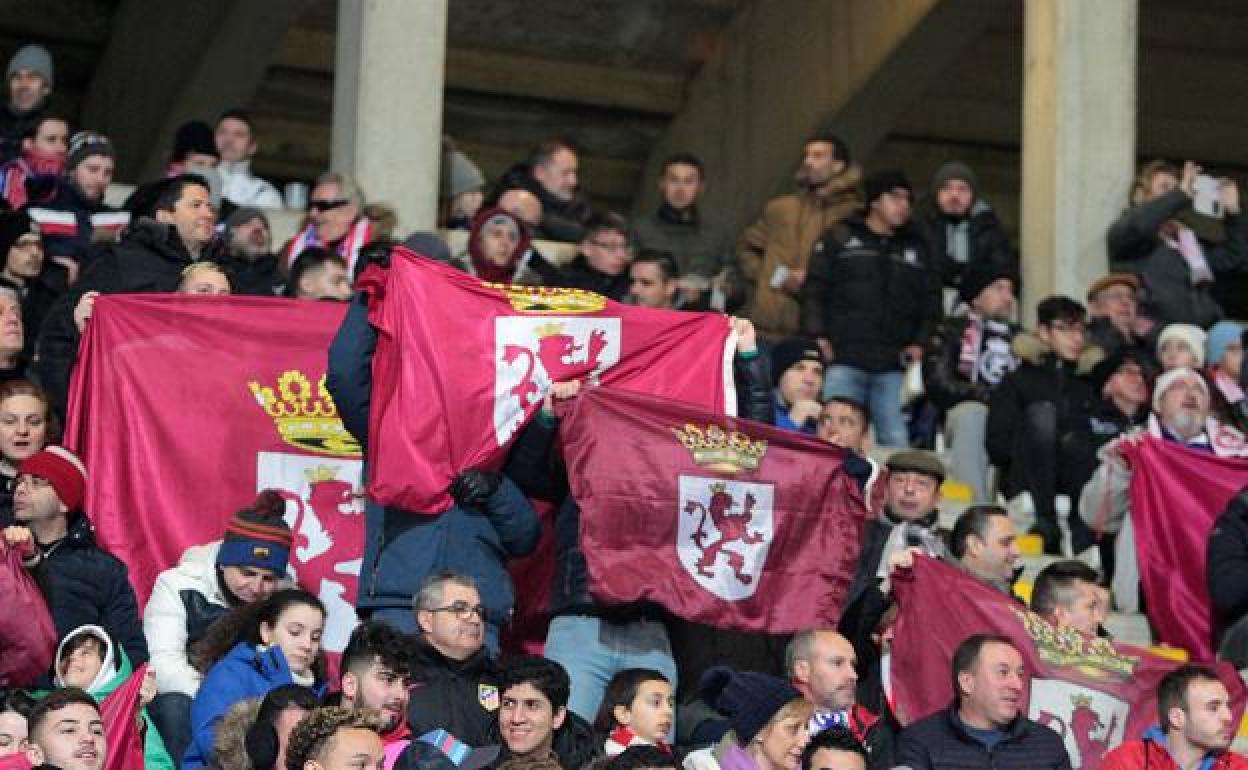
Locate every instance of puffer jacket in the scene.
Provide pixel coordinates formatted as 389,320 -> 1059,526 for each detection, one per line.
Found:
923,312 -> 1019,413
143,540 -> 292,697
911,196 -> 1018,291
1108,189 -> 1248,327
801,215 -> 943,372
737,167 -> 862,339
495,163 -> 593,243
895,705 -> 1070,770
405,637 -> 500,747
211,697 -> 262,770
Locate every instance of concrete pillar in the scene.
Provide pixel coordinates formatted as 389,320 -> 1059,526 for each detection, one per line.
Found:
332,0 -> 447,233
1020,0 -> 1138,319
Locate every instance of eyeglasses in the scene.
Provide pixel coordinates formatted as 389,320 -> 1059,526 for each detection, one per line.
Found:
1049,321 -> 1086,334
308,198 -> 350,213
590,239 -> 631,254
428,601 -> 485,620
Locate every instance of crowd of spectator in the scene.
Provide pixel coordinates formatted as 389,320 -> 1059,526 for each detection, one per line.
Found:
0,37 -> 1247,770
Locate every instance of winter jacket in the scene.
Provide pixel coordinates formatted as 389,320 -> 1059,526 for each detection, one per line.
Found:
737,167 -> 862,339
633,205 -> 734,282
217,251 -> 281,297
801,215 -> 943,373
1207,491 -> 1248,647
211,697 -> 261,770
406,637 -> 500,747
49,625 -> 174,770
911,196 -> 1018,291
31,512 -> 147,671
3,261 -> 68,360
1101,727 -> 1248,770
217,160 -> 283,209
487,710 -> 601,770
553,254 -> 630,302
186,642 -> 323,769
1108,189 -> 1248,328
1084,317 -> 1157,374
28,180 -> 127,264
0,104 -> 41,164
923,312 -> 1019,413
495,163 -> 593,243
143,541 -> 292,698
895,705 -> 1070,770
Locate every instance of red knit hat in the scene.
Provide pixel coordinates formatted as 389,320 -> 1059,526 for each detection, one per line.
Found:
18,445 -> 87,512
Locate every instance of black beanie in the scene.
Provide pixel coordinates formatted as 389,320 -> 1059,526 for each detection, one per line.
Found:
700,667 -> 802,744
863,169 -> 912,205
173,120 -> 219,163
959,258 -> 1018,304
0,209 -> 35,260
769,336 -> 823,387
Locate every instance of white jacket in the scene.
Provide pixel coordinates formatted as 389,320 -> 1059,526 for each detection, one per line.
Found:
142,541 -> 229,697
218,160 -> 283,209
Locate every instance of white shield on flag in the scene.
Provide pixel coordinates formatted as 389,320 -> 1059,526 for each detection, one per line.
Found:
257,452 -> 365,654
493,316 -> 621,444
1029,678 -> 1129,770
676,475 -> 774,600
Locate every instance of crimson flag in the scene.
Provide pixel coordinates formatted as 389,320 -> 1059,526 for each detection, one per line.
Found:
891,555 -> 1246,770
98,663 -> 148,770
356,248 -> 736,514
1120,435 -> 1248,661
557,386 -> 868,632
65,295 -> 366,656
0,542 -> 57,686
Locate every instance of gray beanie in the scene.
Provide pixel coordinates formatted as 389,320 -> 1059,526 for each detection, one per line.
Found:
931,161 -> 977,196
443,149 -> 485,199
7,44 -> 53,88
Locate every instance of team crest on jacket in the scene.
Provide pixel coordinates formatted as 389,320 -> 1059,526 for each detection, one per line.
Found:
1030,679 -> 1128,770
493,317 -> 621,443
677,476 -> 774,600
257,452 -> 364,654
478,683 -> 500,711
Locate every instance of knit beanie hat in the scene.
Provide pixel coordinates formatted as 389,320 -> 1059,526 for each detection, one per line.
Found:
1206,321 -> 1244,367
172,120 -> 219,163
959,258 -> 1017,305
7,44 -> 53,89
699,667 -> 801,744
223,206 -> 269,232
0,209 -> 36,259
217,490 -> 293,574
1152,367 -> 1208,413
17,445 -> 87,513
1157,323 -> 1207,368
1086,349 -> 1143,396
930,161 -> 978,197
769,336 -> 823,387
863,170 -> 912,206
443,148 -> 486,199
67,131 -> 114,170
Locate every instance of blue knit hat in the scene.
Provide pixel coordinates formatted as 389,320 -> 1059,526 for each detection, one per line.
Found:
699,667 -> 802,744
216,490 -> 292,574
1206,321 -> 1244,367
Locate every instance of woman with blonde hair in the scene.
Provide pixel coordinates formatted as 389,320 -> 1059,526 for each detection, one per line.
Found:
683,668 -> 813,770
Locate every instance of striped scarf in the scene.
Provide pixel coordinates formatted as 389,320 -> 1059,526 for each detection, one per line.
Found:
286,216 -> 373,276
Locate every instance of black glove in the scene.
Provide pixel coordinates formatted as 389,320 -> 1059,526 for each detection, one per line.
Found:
357,238 -> 396,272
449,469 -> 502,510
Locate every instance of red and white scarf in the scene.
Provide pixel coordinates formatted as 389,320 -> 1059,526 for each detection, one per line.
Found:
286,216 -> 373,276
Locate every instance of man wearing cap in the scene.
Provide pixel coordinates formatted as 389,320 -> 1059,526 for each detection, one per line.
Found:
1085,273 -> 1154,367
923,260 -> 1019,502
0,44 -> 54,164
770,337 -> 825,434
0,208 -> 65,356
1081,366 -> 1248,608
738,131 -> 862,341
802,169 -> 942,448
220,206 -> 281,296
911,161 -> 1018,294
214,108 -> 283,209
142,490 -> 292,761
0,445 -> 147,672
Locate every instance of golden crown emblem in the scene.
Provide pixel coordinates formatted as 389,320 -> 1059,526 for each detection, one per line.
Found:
249,370 -> 362,457
671,423 -> 767,474
485,282 -> 607,314
1070,694 -> 1093,708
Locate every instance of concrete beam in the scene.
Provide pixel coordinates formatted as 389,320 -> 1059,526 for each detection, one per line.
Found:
81,0 -> 307,181
635,0 -> 1000,230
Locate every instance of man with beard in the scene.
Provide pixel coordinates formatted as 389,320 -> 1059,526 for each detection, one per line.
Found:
494,138 -> 593,242
337,622 -> 413,755
911,161 -> 1018,295
738,131 -> 862,341
142,491 -> 293,762
1081,367 -> 1248,608
0,45 -> 53,164
219,207 -> 281,295
1102,666 -> 1244,770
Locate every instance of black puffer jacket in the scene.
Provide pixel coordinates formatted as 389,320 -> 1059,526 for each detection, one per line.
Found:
801,215 -> 942,372
553,254 -> 630,302
1207,491 -> 1248,648
406,638 -> 500,747
33,512 -> 148,668
923,314 -> 1018,413
896,706 -> 1070,770
911,196 -> 1019,291
217,251 -> 281,296
495,163 -> 594,243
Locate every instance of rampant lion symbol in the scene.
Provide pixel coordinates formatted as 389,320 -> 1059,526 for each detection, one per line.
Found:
684,484 -> 764,585
1039,697 -> 1119,770
502,328 -> 610,406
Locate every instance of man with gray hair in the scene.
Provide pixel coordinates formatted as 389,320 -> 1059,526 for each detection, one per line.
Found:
284,170 -> 373,277
0,44 -> 53,163
404,572 -> 501,747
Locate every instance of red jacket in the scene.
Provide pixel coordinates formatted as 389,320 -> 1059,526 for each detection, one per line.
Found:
1102,738 -> 1248,770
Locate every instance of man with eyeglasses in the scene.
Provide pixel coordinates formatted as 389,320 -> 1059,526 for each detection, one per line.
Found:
285,170 -> 372,277
1,445 -> 146,679
1085,273 -> 1154,367
557,212 -> 634,301
405,573 -> 501,747
987,296 -> 1096,556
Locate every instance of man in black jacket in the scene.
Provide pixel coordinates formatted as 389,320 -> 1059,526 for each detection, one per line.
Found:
802,169 -> 942,448
987,297 -> 1096,556
1207,489 -> 1248,663
2,445 -> 147,671
895,634 -> 1070,770
911,161 -> 1018,295
923,259 -> 1019,503
555,212 -> 633,301
219,207 -> 280,296
494,139 -> 593,243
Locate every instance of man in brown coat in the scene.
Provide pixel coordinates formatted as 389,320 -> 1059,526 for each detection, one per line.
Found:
737,131 -> 862,340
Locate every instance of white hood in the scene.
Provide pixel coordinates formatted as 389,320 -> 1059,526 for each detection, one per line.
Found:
54,625 -> 116,694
